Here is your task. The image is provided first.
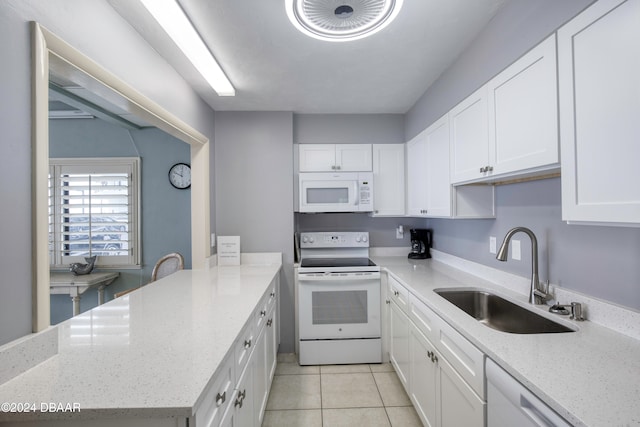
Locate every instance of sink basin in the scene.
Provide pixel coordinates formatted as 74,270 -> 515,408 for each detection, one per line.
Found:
434,288 -> 576,334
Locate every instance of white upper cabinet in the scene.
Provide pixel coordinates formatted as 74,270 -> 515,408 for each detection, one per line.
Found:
407,116 -> 452,217
299,144 -> 372,172
558,0 -> 640,225
449,86 -> 490,184
488,34 -> 559,176
406,131 -> 429,216
450,34 -> 559,184
425,116 -> 452,217
372,144 -> 405,216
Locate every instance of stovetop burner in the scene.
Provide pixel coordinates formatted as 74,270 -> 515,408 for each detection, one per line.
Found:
300,257 -> 376,268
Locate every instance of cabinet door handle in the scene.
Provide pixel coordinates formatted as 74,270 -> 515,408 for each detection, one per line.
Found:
336,165 -> 341,170
267,318 -> 273,327
427,351 -> 433,359
385,299 -> 390,304
393,290 -> 399,297
216,391 -> 226,406
480,166 -> 486,173
270,291 -> 276,298
260,310 -> 267,317
234,389 -> 246,408
487,166 -> 493,172
331,165 -> 336,170
244,339 -> 252,349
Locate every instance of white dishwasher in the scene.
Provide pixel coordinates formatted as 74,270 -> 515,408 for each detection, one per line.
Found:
486,358 -> 572,427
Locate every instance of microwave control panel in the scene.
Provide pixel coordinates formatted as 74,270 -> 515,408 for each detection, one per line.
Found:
359,178 -> 372,207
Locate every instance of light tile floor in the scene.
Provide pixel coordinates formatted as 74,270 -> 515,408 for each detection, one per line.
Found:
262,354 -> 423,427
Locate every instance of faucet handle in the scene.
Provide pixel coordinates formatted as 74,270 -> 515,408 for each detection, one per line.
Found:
541,280 -> 550,294
534,280 -> 552,302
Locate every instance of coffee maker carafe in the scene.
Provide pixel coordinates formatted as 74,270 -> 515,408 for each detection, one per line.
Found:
408,228 -> 432,259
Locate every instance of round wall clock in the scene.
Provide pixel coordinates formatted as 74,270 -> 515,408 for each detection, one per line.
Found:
168,163 -> 191,189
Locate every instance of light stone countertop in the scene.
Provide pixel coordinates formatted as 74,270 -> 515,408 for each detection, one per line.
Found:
0,260 -> 281,422
374,255 -> 640,427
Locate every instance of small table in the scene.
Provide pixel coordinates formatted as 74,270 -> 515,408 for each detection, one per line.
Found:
50,271 -> 120,316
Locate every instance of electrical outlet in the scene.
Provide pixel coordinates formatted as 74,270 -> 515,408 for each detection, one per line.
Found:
396,225 -> 404,239
512,239 -> 521,260
489,236 -> 497,254
211,233 -> 216,248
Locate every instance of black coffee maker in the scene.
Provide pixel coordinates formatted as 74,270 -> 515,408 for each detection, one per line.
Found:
408,228 -> 433,259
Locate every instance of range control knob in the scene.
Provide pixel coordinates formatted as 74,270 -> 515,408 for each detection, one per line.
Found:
355,236 -> 362,243
362,235 -> 368,243
309,237 -> 314,243
302,236 -> 308,243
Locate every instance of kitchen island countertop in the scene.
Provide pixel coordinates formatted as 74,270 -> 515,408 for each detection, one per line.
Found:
0,258 -> 281,422
374,254 -> 640,427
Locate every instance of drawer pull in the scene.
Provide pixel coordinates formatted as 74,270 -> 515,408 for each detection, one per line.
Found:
234,389 -> 246,408
216,391 -> 226,406
244,339 -> 252,349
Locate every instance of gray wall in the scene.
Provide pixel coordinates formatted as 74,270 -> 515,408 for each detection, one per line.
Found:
295,114 -> 404,144
406,0 -> 640,310
214,112 -> 295,352
49,119 -> 191,324
427,178 -> 640,310
296,214 -> 427,248
0,0 -> 216,346
405,0 -> 596,140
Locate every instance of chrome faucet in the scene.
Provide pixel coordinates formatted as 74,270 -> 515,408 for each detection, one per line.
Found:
496,227 -> 551,305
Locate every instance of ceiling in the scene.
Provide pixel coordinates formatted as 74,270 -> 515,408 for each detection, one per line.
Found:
109,0 -> 509,114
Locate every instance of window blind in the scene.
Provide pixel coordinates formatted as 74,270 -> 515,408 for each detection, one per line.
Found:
49,158 -> 140,268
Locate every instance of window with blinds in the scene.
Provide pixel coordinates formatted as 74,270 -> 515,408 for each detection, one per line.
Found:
49,158 -> 140,268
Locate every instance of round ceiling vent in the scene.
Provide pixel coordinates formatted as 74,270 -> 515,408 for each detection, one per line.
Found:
286,0 -> 404,42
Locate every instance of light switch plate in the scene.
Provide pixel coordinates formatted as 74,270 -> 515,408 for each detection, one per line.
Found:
512,239 -> 521,260
489,236 -> 496,254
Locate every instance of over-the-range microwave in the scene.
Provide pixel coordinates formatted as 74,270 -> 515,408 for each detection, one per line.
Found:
298,172 -> 373,213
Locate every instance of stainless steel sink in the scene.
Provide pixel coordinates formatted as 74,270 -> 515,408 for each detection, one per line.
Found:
434,288 -> 576,334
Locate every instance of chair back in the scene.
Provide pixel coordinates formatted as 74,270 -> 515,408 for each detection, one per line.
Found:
151,252 -> 185,282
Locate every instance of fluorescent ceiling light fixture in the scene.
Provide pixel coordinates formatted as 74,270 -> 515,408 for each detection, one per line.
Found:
286,0 -> 404,42
139,0 -> 235,96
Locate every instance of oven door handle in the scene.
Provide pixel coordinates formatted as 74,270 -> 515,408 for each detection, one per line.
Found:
298,272 -> 381,282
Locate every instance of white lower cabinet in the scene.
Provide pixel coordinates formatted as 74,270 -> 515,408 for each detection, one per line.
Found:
219,360 -> 254,427
409,327 -> 438,427
387,276 -> 486,427
438,355 -> 485,427
194,353 -> 235,427
389,299 -> 411,390
197,278 -> 279,427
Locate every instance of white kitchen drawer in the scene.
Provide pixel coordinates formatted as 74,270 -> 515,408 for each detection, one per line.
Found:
234,321 -> 255,383
194,352 -> 234,427
408,294 -> 439,345
388,275 -> 409,314
254,299 -> 269,332
265,282 -> 277,314
254,283 -> 277,333
434,318 -> 485,399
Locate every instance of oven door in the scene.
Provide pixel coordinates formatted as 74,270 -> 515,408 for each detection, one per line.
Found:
298,271 -> 381,340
